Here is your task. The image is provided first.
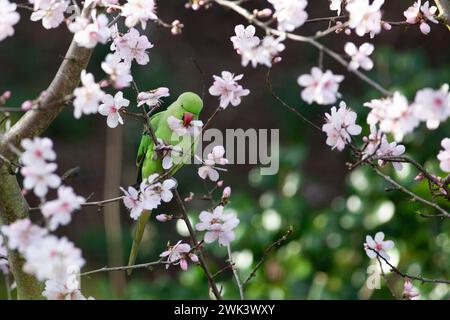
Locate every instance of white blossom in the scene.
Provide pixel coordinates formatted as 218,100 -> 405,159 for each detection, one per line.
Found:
137,87 -> 170,108
297,67 -> 344,105
267,0 -> 308,32
121,0 -> 158,29
344,42 -> 374,71
98,91 -> 130,128
23,235 -> 85,282
21,162 -> 61,197
71,12 -> 110,48
1,219 -> 48,253
101,54 -> 133,89
73,70 -> 105,119
195,206 -> 239,246
364,232 -> 394,260
329,0 -> 342,15
120,185 -> 144,220
322,101 -> 362,151
30,0 -> 68,29
404,1 -> 438,34
346,0 -> 384,37
160,241 -> 198,271
167,115 -> 203,137
0,0 -> 20,42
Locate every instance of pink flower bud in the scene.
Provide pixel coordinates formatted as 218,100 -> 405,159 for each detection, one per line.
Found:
1,90 -> 11,99
21,100 -> 33,111
189,253 -> 199,263
99,80 -> 109,88
180,258 -> 188,271
217,180 -> 224,187
222,186 -> 231,199
257,8 -> 273,18
414,172 -> 425,181
155,87 -> 170,97
345,28 -> 352,35
383,22 -> 392,30
156,214 -> 171,222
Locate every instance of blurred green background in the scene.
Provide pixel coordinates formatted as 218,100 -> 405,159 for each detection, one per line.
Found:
0,0 -> 449,299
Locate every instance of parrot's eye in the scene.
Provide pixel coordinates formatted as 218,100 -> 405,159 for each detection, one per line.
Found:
183,112 -> 194,126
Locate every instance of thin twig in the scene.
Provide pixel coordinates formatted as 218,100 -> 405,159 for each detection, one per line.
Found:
243,226 -> 293,286
227,244 -> 245,300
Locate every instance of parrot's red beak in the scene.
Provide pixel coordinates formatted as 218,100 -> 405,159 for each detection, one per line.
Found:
183,112 -> 194,126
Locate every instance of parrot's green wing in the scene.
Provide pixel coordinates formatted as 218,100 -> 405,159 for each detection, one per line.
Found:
128,92 -> 204,274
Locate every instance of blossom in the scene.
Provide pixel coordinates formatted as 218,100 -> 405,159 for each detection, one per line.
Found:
101,54 -> 133,89
198,146 -> 228,182
20,137 -> 56,166
195,206 -> 239,246
437,138 -> 450,172
167,115 -> 203,137
364,92 -> 419,141
403,1 -> 438,34
376,136 -> 406,171
21,162 -> 61,197
403,278 -> 420,300
43,275 -> 88,300
0,235 -> 8,274
98,91 -> 130,128
322,101 -> 362,151
30,0 -> 68,29
141,177 -> 176,210
230,24 -> 260,54
208,71 -> 250,109
255,35 -> 285,67
346,0 -> 384,37
73,70 -> 105,119
297,67 -> 344,105
412,84 -> 450,129
137,87 -> 170,108
41,186 -> 85,231
23,235 -> 85,282
364,232 -> 394,260
160,241 -> 198,271
0,0 -> 20,42
267,0 -> 308,32
155,139 -> 182,169
329,0 -> 342,15
121,0 -> 158,29
344,42 -> 374,71
111,28 -> 153,65
120,185 -> 144,220
71,13 -> 111,48
1,219 -> 47,253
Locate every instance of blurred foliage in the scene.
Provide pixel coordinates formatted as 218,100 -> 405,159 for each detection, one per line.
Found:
1,30 -> 450,299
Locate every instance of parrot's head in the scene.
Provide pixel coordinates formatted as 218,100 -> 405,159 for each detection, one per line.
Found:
177,92 -> 203,117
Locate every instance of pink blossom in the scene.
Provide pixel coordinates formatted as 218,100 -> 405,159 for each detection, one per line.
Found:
267,0 -> 308,32
111,28 -> 153,65
20,137 -> 56,166
1,218 -> 48,253
30,0 -> 68,30
209,71 -> 250,109
101,54 -> 133,89
21,162 -> 61,198
41,186 -> 85,231
160,241 -> 196,271
195,206 -> 239,246
346,0 -> 384,37
344,42 -> 374,71
403,278 -> 420,300
437,138 -> 450,172
412,84 -> 450,129
322,101 -> 362,151
120,185 -> 144,220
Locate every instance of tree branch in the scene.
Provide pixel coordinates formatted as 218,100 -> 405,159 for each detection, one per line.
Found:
435,0 -> 450,28
0,7 -> 94,299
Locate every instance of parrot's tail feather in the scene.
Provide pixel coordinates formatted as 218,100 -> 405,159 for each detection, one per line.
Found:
127,210 -> 151,276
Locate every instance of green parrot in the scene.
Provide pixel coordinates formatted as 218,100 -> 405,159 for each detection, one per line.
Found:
127,92 -> 203,272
